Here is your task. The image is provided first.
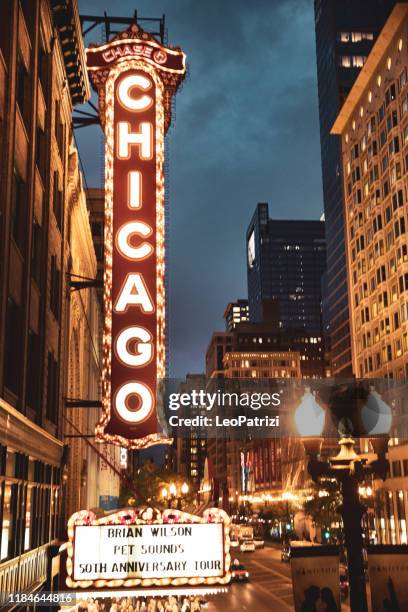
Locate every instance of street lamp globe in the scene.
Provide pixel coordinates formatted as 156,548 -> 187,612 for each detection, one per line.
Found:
294,387 -> 325,437
161,487 -> 168,499
169,483 -> 177,497
181,482 -> 189,495
361,387 -> 392,435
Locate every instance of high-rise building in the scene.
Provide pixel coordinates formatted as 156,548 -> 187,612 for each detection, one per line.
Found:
206,350 -> 299,512
206,324 -> 326,379
331,3 -> 408,381
314,0 -> 402,375
224,299 -> 249,331
247,203 -> 326,336
222,351 -> 301,379
168,374 -> 208,490
332,2 -> 408,545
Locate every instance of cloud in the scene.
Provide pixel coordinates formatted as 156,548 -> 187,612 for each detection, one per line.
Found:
77,0 -> 323,376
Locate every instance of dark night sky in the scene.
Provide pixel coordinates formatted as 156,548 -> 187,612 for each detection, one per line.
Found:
77,0 -> 324,378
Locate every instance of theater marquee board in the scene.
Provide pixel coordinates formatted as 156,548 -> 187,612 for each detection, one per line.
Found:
86,25 -> 186,448
66,507 -> 231,589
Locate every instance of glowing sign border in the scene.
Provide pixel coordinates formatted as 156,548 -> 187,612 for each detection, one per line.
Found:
94,59 -> 168,450
66,507 -> 231,589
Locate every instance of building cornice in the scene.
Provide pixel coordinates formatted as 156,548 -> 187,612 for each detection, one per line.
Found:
0,398 -> 64,466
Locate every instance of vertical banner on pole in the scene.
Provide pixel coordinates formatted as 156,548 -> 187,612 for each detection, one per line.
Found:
290,545 -> 340,612
367,545 -> 408,612
86,25 -> 186,449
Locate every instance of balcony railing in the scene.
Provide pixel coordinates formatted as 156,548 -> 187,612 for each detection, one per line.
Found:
0,544 -> 48,608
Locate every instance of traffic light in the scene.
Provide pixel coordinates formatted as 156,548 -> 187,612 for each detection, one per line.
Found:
324,529 -> 330,541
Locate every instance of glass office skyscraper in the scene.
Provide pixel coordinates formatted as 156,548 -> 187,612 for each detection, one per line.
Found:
247,203 -> 326,335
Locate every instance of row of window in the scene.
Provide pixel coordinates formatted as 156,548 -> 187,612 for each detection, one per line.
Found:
352,214 -> 406,259
226,359 -> 297,368
0,447 -> 61,563
354,240 -> 407,277
359,290 -> 408,329
345,78 -> 407,171
4,29 -> 65,416
344,42 -> 406,142
4,297 -> 59,421
228,370 -> 297,379
339,31 -> 374,43
359,339 -> 408,375
359,301 -> 408,341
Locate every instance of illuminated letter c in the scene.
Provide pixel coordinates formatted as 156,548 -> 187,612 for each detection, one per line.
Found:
117,74 -> 153,111
116,221 -> 153,260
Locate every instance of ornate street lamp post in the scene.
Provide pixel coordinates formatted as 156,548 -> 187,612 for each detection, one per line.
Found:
294,387 -> 391,612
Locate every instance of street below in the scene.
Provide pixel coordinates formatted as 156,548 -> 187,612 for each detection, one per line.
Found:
206,545 -> 354,612
209,546 -> 294,611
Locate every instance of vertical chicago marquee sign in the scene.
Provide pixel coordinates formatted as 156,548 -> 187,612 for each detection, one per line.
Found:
86,25 -> 186,448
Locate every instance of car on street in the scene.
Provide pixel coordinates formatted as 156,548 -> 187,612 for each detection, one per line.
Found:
231,562 -> 250,582
240,540 -> 255,552
254,538 -> 264,549
339,563 -> 349,598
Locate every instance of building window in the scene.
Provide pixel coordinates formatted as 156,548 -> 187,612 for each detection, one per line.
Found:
352,56 -> 366,68
24,484 -> 33,551
399,68 -> 407,90
16,52 -> 29,128
4,298 -> 23,397
53,172 -> 62,230
393,461 -> 402,478
55,100 -> 65,159
50,255 -> 61,320
38,42 -> 49,96
31,219 -> 42,285
0,2 -> 11,61
339,56 -> 351,68
11,166 -> 27,253
36,125 -> 47,183
1,482 -> 13,560
385,84 -> 396,107
46,352 -> 59,424
26,330 -> 41,412
20,0 -> 34,36
392,190 -> 404,210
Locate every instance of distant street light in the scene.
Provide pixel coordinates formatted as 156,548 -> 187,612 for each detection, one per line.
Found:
162,482 -> 190,509
181,482 -> 189,495
169,482 -> 177,497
